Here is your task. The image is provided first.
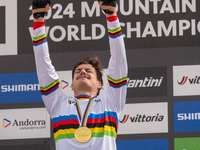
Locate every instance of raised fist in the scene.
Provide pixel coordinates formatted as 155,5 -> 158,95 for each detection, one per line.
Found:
98,0 -> 116,14
32,0 -> 51,19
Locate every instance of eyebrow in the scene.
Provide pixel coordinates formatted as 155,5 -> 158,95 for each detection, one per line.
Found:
75,68 -> 94,72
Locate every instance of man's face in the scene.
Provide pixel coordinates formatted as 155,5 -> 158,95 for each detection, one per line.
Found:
72,64 -> 101,94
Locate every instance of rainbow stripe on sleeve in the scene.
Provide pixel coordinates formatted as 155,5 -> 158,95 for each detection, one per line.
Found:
33,33 -> 47,46
40,79 -> 60,96
108,27 -> 122,39
107,75 -> 127,88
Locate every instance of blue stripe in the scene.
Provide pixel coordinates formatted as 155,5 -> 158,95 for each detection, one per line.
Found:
109,33 -> 123,39
52,115 -> 78,123
109,83 -> 127,88
88,111 -> 118,124
41,85 -> 59,96
33,40 -> 47,47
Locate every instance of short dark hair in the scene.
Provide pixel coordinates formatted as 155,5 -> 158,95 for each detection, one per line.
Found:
72,56 -> 103,95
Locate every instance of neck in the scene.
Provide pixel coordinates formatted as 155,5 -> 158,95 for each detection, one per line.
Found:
74,91 -> 96,98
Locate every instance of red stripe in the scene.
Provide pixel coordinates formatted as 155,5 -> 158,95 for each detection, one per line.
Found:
109,31 -> 122,37
33,22 -> 45,30
41,83 -> 59,94
53,119 -> 79,129
33,38 -> 47,45
108,81 -> 127,87
87,116 -> 118,128
107,15 -> 118,22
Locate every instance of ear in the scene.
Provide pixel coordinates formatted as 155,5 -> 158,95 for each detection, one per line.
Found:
97,81 -> 101,90
71,83 -> 74,90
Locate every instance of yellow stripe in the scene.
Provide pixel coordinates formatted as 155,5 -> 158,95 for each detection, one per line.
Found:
54,128 -> 76,139
40,80 -> 59,91
90,125 -> 116,133
108,28 -> 121,34
108,77 -> 127,84
33,34 -> 46,42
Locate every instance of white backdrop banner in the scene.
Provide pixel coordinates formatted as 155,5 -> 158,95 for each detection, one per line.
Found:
0,108 -> 50,140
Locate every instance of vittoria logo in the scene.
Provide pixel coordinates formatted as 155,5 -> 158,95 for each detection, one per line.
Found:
3,118 -> 11,128
119,114 -> 164,124
177,76 -> 200,85
173,65 -> 200,96
118,103 -> 168,134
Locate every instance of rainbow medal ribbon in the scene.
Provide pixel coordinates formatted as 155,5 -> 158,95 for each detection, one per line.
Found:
74,96 -> 95,143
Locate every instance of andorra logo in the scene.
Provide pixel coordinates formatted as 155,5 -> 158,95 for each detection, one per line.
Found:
60,80 -> 69,89
3,118 -> 11,128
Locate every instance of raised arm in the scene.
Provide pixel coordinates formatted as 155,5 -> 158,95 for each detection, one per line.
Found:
99,0 -> 128,113
32,0 -> 66,117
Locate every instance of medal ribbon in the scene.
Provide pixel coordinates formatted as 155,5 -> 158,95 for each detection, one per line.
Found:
75,96 -> 96,127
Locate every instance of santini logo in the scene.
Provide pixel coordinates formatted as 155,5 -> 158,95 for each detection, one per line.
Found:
120,113 -> 164,124
3,118 -> 11,128
177,113 -> 200,120
1,84 -> 40,92
127,77 -> 163,88
178,76 -> 200,85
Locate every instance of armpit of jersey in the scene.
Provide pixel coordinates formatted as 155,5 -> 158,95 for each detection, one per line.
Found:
40,79 -> 60,96
107,75 -> 127,88
108,27 -> 122,39
33,33 -> 47,46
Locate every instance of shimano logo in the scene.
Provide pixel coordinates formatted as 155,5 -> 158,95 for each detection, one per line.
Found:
127,77 -> 163,88
177,113 -> 200,120
1,84 -> 40,92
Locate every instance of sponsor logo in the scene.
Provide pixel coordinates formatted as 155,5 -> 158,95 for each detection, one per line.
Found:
0,108 -> 50,140
174,101 -> 200,132
3,118 -> 11,128
60,80 -> 69,89
174,137 -> 200,150
119,113 -> 164,124
118,103 -> 168,134
177,76 -> 200,85
117,139 -> 168,150
127,67 -> 167,97
173,65 -> 200,96
1,84 -> 40,92
0,73 -> 42,104
0,0 -> 17,56
127,77 -> 163,88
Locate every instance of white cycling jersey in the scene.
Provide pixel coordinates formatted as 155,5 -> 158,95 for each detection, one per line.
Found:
33,16 -> 127,150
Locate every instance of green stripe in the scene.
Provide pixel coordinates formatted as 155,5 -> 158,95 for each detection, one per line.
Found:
40,79 -> 59,90
33,34 -> 46,40
92,131 -> 116,138
107,75 -> 127,82
108,27 -> 121,32
54,133 -> 74,143
55,131 -> 117,143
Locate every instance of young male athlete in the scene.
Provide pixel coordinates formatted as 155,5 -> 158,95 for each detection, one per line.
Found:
32,0 -> 128,149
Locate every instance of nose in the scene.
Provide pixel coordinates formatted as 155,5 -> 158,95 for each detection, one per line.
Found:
80,69 -> 86,74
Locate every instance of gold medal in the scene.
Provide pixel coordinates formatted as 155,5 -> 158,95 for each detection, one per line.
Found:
75,126 -> 92,143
